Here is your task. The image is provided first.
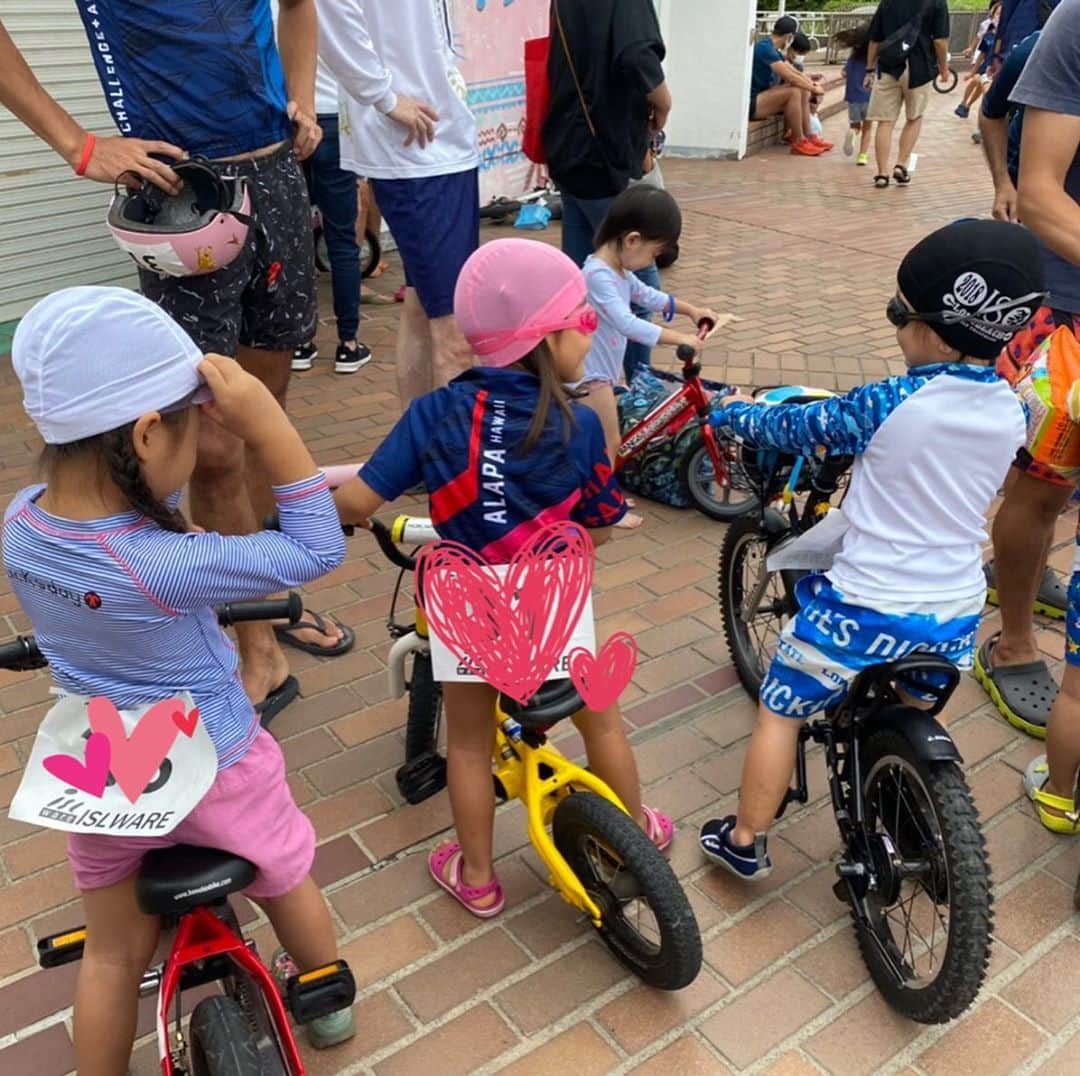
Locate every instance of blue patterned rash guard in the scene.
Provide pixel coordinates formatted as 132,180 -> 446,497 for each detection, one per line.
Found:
711,364 -> 1026,605
361,368 -> 627,561
74,0 -> 291,159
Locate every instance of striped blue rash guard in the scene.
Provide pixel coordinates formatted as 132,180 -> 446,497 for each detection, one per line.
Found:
2,475 -> 344,770
74,0 -> 291,159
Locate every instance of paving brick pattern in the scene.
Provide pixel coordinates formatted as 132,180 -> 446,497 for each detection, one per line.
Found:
2,91 -> 1079,1073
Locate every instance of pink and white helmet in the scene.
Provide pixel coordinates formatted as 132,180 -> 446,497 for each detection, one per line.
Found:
106,158 -> 253,278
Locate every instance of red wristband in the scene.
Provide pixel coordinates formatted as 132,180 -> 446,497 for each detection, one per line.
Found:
74,133 -> 96,177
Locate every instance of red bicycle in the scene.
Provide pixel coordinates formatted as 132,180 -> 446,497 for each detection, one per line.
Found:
8,596 -> 355,1076
616,337 -> 756,521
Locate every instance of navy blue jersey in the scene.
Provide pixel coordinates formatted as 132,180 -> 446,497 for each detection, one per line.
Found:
362,368 -> 627,560
75,0 -> 290,159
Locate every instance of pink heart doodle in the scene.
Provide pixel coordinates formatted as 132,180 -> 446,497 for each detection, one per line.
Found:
568,633 -> 639,712
172,706 -> 200,738
43,731 -> 112,799
416,521 -> 594,704
88,696 -> 182,804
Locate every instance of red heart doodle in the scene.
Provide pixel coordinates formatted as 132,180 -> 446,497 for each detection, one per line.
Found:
43,731 -> 111,799
416,521 -> 594,704
568,633 -> 638,712
88,696 -> 182,804
172,707 -> 200,738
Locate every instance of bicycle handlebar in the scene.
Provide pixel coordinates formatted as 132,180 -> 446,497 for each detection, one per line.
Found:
0,596 -> 303,672
369,519 -> 418,573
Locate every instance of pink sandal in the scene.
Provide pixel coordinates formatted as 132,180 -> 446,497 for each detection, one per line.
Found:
428,842 -> 505,918
642,805 -> 674,851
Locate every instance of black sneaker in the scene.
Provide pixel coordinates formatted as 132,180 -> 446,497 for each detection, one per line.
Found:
292,342 -> 318,372
335,341 -> 372,375
699,816 -> 773,879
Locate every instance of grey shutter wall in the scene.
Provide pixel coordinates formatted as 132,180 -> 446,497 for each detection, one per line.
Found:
0,0 -> 135,323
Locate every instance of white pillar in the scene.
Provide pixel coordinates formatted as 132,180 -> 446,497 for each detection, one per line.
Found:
658,0 -> 757,160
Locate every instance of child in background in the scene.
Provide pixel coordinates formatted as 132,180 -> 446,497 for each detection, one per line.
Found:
837,24 -> 873,164
333,239 -> 676,916
3,288 -> 353,1074
957,3 -> 1002,119
787,30 -> 813,71
578,187 -> 718,529
697,220 -> 1046,878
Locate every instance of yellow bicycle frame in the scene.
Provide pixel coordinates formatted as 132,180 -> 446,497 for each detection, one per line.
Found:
492,698 -> 630,926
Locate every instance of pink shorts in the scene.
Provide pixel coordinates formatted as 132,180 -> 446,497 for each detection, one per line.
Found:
67,729 -> 315,898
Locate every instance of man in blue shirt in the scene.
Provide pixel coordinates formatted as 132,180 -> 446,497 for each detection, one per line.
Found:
748,16 -> 830,157
0,4 -> 355,719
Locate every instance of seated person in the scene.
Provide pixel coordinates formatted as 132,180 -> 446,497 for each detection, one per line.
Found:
750,16 -> 831,157
697,220 -> 1046,877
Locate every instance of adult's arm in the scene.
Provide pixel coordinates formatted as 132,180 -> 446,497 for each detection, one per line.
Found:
0,19 -> 183,192
932,1 -> 951,79
1017,107 -> 1080,266
770,59 -> 822,95
314,0 -> 439,148
647,81 -> 672,133
277,0 -> 320,160
979,112 -> 1018,220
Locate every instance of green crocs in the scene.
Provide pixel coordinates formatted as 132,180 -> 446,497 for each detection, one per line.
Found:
270,948 -> 357,1049
984,560 -> 1067,620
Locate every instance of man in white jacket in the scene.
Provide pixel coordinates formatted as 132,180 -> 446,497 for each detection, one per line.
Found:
317,0 -> 479,405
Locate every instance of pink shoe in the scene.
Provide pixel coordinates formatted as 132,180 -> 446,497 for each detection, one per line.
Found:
394,284 -> 406,303
428,842 -> 505,918
642,805 -> 674,851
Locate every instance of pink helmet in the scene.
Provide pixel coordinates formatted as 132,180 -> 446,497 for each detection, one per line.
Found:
106,158 -> 253,278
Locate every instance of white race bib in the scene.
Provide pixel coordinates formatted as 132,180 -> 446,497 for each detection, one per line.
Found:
9,691 -> 217,837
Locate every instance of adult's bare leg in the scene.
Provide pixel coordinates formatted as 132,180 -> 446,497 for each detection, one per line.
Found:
429,312 -> 475,389
875,120 -> 895,176
990,468 -> 1072,666
753,86 -> 804,142
896,115 -> 924,170
396,288 -> 435,406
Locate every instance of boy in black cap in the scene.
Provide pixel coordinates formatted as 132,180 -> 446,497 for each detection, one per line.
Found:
699,219 -> 1046,878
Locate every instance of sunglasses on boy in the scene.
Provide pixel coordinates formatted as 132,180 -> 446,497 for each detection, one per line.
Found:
885,293 -> 1044,340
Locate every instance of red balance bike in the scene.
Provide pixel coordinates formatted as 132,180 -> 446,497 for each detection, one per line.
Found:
6,596 -> 355,1076
616,333 -> 756,520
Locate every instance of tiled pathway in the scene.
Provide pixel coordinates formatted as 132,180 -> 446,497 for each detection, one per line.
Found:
1,89 -> 1078,1074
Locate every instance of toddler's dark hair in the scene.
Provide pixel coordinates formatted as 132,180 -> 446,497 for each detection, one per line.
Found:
791,32 -> 812,55
833,23 -> 870,58
39,401 -> 193,533
593,186 -> 682,253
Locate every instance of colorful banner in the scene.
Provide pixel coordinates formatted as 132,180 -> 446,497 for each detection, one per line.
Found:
450,0 -> 548,202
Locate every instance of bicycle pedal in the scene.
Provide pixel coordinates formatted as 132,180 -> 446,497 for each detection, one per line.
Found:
396,751 -> 448,804
38,926 -> 87,968
286,959 -> 356,1025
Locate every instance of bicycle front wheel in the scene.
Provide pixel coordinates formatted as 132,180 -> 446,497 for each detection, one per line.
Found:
718,513 -> 800,696
553,792 -> 701,990
680,441 -> 759,521
852,730 -> 993,1023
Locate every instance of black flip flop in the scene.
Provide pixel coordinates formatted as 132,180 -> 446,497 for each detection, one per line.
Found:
273,609 -> 356,657
255,674 -> 300,729
893,164 -> 911,185
973,632 -> 1058,739
874,174 -> 890,188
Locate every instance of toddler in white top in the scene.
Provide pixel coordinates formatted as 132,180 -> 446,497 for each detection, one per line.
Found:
578,186 -> 717,528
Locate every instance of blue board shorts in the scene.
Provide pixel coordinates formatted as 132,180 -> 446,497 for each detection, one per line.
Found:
760,575 -> 982,719
371,168 -> 480,319
1065,571 -> 1080,666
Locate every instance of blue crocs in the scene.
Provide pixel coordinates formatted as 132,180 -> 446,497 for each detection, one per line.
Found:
699,816 -> 773,879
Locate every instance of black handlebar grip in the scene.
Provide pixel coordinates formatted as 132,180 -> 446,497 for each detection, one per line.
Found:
216,592 -> 302,628
676,344 -> 697,362
0,635 -> 46,672
369,519 -> 418,573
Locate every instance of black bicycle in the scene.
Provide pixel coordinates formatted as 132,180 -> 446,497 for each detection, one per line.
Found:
717,396 -> 994,1024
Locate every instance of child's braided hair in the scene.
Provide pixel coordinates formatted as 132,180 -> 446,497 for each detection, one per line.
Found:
40,406 -> 191,533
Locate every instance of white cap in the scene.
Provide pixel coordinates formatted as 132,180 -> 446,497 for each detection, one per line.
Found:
12,286 -> 212,445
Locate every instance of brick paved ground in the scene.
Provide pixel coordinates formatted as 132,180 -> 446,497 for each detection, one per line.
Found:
2,90 -> 1079,1075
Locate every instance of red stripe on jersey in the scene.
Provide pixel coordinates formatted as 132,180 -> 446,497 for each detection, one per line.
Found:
430,390 -> 488,526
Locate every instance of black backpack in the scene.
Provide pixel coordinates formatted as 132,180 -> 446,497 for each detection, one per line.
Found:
878,0 -> 933,69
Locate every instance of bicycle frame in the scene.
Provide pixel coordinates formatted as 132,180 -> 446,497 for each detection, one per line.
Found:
491,700 -> 629,925
615,358 -> 730,483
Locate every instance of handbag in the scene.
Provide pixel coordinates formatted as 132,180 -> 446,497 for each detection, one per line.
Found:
878,0 -> 934,70
523,34 -> 551,164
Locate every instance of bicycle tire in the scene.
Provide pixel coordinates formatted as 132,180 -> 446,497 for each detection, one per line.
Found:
718,513 -> 799,696
553,792 -> 701,990
405,651 -> 442,760
853,730 -> 992,1023
679,442 -> 759,521
933,67 -> 959,93
189,996 -> 265,1076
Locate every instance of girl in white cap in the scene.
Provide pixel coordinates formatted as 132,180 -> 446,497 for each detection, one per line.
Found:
3,287 -> 355,1072
334,238 -> 674,917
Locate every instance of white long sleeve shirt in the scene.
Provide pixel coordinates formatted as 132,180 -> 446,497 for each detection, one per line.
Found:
315,0 -> 479,179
